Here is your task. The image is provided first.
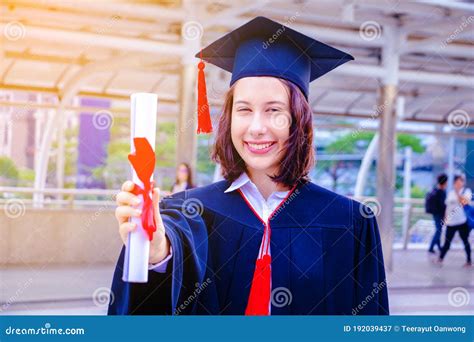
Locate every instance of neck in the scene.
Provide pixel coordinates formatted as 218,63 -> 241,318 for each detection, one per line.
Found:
246,168 -> 289,200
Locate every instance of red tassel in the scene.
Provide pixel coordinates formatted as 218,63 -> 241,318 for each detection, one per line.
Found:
245,254 -> 272,315
197,59 -> 213,134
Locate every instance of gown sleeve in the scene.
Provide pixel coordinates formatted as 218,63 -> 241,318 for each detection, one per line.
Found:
352,203 -> 390,315
108,191 -> 215,315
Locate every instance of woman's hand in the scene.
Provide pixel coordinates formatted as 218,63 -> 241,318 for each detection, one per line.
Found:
115,181 -> 171,264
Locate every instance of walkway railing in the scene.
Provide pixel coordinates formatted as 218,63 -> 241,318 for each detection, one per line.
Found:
1,187 -> 472,249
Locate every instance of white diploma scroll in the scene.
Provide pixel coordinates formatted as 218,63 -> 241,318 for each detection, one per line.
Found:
122,93 -> 157,283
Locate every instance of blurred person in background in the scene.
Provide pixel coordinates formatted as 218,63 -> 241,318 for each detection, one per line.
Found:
438,175 -> 472,267
170,162 -> 195,194
426,173 -> 447,254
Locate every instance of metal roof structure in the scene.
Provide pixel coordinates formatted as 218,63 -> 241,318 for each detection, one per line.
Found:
1,0 -> 473,123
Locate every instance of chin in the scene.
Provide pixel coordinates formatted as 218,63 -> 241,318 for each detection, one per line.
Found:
244,159 -> 278,173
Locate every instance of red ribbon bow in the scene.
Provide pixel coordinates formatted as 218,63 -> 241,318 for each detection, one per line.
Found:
128,137 -> 156,241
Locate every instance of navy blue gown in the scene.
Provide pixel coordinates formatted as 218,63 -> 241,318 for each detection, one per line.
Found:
108,180 -> 389,315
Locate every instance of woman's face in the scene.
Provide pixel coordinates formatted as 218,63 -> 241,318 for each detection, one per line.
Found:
176,164 -> 189,183
454,177 -> 465,191
231,77 -> 292,176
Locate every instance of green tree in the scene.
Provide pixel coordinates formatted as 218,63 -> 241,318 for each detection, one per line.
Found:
0,156 -> 19,186
320,131 -> 425,191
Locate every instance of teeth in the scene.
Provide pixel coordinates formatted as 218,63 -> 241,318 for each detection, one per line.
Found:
248,142 -> 273,150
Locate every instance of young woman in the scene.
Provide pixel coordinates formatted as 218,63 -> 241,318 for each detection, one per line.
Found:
170,162 -> 194,194
109,16 -> 389,315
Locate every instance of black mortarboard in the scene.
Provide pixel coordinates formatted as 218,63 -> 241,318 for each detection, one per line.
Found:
194,16 -> 354,133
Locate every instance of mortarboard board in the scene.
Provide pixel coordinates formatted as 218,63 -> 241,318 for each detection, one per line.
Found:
194,16 -> 354,134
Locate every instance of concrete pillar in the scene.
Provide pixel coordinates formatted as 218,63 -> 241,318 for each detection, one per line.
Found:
376,25 -> 403,271
376,84 -> 397,270
176,6 -> 200,174
176,63 -> 198,171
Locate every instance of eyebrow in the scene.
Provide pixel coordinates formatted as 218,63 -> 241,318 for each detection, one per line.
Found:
234,100 -> 251,106
265,101 -> 287,106
234,100 -> 287,106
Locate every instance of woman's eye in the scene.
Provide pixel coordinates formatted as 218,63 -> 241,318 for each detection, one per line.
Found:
237,108 -> 250,112
269,108 -> 281,112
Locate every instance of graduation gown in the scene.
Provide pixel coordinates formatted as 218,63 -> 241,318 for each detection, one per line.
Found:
108,180 -> 389,315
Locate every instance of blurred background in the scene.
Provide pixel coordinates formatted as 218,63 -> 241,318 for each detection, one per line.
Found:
0,0 -> 473,315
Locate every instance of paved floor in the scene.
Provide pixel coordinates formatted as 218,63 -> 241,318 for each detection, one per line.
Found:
1,249 -> 472,315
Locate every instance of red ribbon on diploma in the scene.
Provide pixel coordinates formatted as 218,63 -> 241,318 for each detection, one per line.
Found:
128,137 -> 156,241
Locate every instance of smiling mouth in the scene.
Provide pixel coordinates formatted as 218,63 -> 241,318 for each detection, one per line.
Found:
247,142 -> 275,150
244,141 -> 277,154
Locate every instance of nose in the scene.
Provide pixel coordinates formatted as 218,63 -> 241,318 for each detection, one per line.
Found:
248,111 -> 267,137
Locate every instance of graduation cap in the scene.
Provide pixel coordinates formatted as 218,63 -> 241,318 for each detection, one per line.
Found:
195,16 -> 354,134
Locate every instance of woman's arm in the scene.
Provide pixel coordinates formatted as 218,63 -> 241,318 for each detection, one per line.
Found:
109,185 -> 212,315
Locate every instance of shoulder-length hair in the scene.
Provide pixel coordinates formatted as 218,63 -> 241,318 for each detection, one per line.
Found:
211,77 -> 315,187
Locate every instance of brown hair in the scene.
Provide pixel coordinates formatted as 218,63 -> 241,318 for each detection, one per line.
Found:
211,78 -> 315,187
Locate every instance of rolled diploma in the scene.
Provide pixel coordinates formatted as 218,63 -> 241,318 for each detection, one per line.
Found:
122,93 -> 157,283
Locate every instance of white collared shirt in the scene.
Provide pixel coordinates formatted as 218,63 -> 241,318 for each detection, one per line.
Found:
224,172 -> 290,221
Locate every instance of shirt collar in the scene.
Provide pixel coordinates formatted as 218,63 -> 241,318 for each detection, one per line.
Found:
224,172 -> 251,193
224,172 -> 289,199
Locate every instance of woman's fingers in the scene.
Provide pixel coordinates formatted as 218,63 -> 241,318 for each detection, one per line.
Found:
116,191 -> 140,206
115,205 -> 142,224
118,222 -> 137,244
121,180 -> 135,192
